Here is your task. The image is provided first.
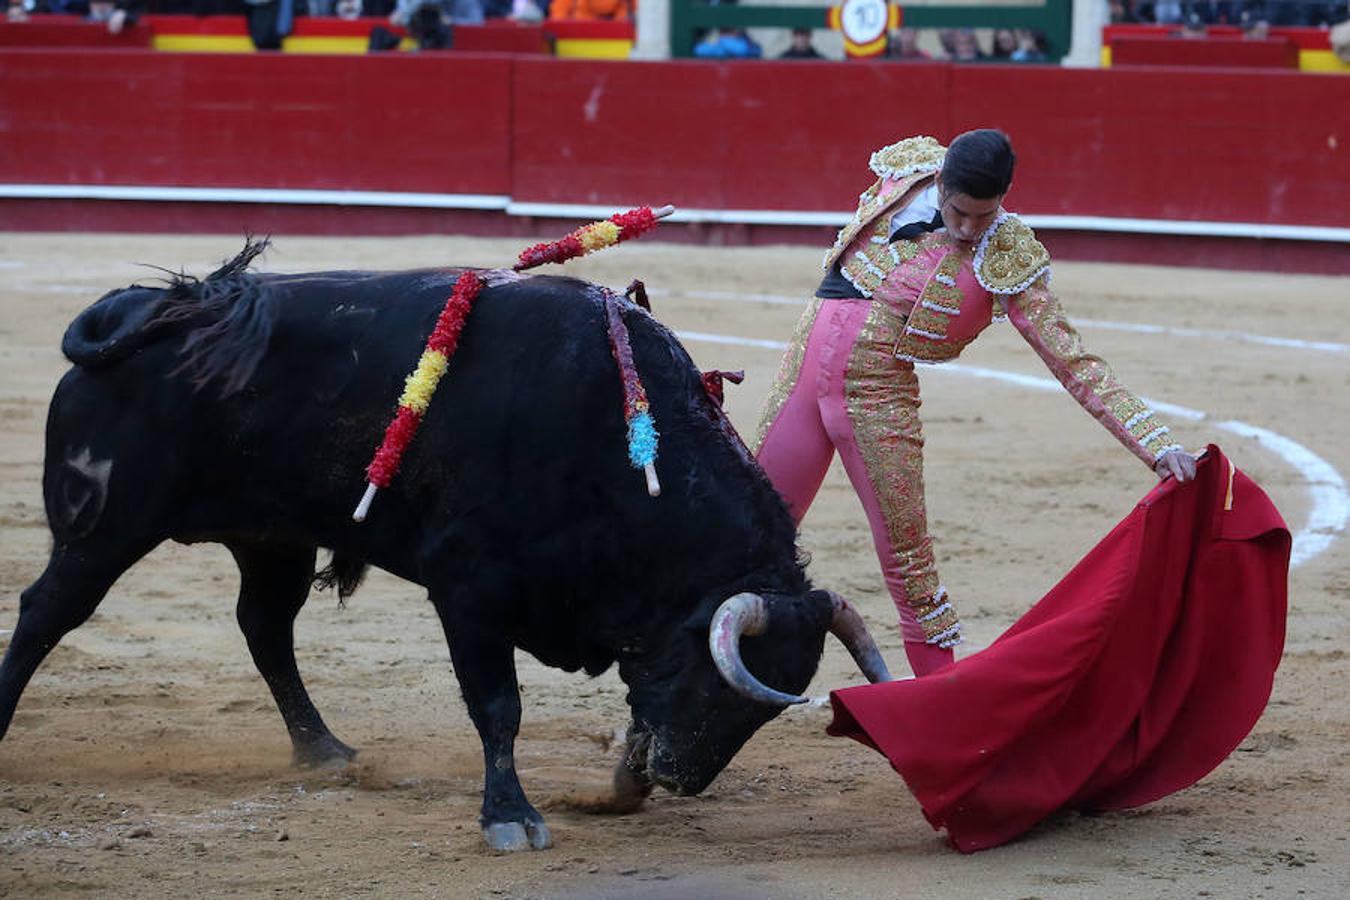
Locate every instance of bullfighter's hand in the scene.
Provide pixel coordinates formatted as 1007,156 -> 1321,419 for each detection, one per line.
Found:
1154,449 -> 1197,483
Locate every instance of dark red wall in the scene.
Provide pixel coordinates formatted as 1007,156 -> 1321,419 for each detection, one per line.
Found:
3,49 -> 1349,231
1,48 -> 513,195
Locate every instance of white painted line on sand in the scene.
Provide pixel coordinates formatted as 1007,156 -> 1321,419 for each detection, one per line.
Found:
675,332 -> 1348,570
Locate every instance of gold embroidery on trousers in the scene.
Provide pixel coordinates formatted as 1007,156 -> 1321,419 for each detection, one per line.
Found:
844,302 -> 960,645
752,297 -> 823,453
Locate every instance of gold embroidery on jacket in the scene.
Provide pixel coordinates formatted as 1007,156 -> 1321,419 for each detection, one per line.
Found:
1013,279 -> 1182,461
868,136 -> 947,181
825,171 -> 940,272
975,214 -> 1051,295
838,218 -> 923,298
893,250 -> 983,365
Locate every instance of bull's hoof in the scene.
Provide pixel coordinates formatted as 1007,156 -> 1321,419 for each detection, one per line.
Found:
483,821 -> 552,852
292,735 -> 357,769
609,760 -> 653,814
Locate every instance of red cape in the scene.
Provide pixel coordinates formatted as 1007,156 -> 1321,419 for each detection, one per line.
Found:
827,445 -> 1290,852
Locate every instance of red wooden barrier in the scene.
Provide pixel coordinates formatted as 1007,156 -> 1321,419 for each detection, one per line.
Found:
0,19 -> 152,47
0,48 -> 513,195
512,58 -> 951,212
0,15 -> 549,53
1110,36 -> 1299,69
1,48 -> 1347,271
513,58 -> 1349,229
947,64 -> 1348,227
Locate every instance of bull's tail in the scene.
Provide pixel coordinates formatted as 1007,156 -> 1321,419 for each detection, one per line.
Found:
313,551 -> 369,603
61,284 -> 171,369
61,239 -> 275,397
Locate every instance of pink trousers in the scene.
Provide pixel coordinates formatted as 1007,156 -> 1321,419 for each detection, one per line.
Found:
753,298 -> 956,675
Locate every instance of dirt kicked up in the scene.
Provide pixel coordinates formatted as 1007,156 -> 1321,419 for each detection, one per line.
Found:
1,234 -> 1347,899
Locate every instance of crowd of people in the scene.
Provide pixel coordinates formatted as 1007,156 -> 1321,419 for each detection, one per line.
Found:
4,0 -> 556,18
9,0 -> 1348,54
885,27 -> 1049,62
1111,0 -> 1349,26
691,27 -> 1049,62
3,0 -> 596,45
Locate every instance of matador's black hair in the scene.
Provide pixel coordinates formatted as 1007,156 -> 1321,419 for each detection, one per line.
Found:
941,129 -> 1016,199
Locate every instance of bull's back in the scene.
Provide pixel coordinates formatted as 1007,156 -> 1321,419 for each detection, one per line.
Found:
222,270 -> 641,530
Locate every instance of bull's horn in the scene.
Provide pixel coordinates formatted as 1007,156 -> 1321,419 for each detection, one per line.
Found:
708,592 -> 810,706
826,592 -> 894,684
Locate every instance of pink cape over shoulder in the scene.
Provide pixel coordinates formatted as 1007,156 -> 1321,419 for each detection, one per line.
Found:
827,445 -> 1290,852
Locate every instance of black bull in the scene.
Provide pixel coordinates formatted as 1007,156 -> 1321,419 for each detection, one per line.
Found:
0,250 -> 887,851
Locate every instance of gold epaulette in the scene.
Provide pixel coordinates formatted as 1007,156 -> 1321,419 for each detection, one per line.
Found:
974,213 -> 1051,295
868,136 -> 947,180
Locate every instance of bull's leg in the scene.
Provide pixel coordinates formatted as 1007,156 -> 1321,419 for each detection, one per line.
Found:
227,541 -> 355,768
431,592 -> 551,852
0,544 -> 145,742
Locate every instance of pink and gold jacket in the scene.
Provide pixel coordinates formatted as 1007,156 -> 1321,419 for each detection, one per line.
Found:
822,136 -> 1182,468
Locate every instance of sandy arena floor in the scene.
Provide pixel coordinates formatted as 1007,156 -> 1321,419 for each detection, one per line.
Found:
1,234 -> 1347,898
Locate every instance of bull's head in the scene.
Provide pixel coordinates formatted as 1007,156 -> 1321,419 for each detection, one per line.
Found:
614,590 -> 890,802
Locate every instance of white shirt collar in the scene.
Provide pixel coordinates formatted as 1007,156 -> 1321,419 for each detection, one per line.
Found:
888,183 -> 943,239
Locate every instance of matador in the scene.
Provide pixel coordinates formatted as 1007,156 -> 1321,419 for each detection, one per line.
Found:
753,132 -> 1195,676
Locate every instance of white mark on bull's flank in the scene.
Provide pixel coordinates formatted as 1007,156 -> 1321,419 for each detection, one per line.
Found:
674,334 -> 1348,570
67,447 -> 113,486
583,82 -> 605,124
60,447 -> 114,531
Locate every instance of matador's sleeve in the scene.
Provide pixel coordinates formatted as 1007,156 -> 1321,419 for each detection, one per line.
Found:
1006,277 -> 1184,467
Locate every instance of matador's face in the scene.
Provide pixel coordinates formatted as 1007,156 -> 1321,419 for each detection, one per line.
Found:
937,181 -> 1004,246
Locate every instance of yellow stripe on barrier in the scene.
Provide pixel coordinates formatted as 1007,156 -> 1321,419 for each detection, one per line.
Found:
281,36 -> 374,55
1299,49 -> 1350,72
554,38 -> 633,59
152,35 -> 256,53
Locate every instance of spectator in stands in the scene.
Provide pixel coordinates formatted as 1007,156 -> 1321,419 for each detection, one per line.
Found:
990,28 -> 1018,59
509,0 -> 546,21
108,0 -> 144,31
1109,0 -> 1144,22
950,27 -> 986,60
547,0 -> 630,20
1333,9 -> 1350,59
1011,28 -> 1047,60
390,0 -> 481,27
244,0 -> 295,49
407,1 -> 451,45
935,27 -> 958,58
886,27 -> 931,60
1174,10 -> 1208,35
1187,0 -> 1244,23
1147,0 -> 1186,23
694,27 -> 762,58
778,27 -> 823,59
